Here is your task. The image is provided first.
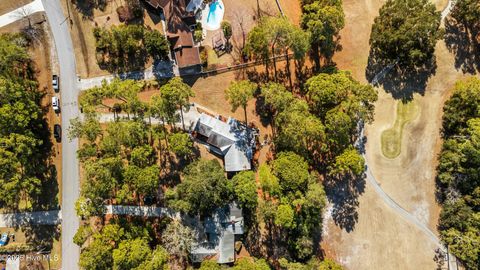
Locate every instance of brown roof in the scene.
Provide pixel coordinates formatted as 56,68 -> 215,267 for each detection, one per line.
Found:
145,0 -> 201,68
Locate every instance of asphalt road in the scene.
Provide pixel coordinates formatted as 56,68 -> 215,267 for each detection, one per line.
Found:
41,0 -> 80,269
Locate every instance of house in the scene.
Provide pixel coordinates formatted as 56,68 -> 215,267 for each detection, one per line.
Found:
144,0 -> 201,72
189,203 -> 244,264
193,113 -> 256,172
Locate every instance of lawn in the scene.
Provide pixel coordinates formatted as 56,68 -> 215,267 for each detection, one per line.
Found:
381,100 -> 419,159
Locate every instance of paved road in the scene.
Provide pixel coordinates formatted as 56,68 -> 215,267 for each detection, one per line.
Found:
41,1 -> 80,269
0,0 -> 44,28
0,211 -> 61,227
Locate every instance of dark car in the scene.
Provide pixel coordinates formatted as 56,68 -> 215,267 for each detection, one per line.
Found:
54,124 -> 61,142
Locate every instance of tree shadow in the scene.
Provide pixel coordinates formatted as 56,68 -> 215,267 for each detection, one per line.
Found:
72,0 -> 107,20
324,173 -> 366,233
22,225 -> 60,251
366,50 -> 437,100
444,17 -> 480,74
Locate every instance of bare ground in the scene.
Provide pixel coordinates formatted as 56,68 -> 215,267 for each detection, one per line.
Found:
323,0 -> 465,269
0,0 -> 32,15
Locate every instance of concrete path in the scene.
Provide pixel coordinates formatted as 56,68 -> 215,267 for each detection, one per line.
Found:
105,205 -> 178,218
0,0 -> 44,28
0,210 -> 61,227
97,103 -> 203,131
41,1 -> 80,269
78,61 -> 177,90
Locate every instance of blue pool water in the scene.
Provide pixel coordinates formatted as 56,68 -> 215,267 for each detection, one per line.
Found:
207,1 -> 223,27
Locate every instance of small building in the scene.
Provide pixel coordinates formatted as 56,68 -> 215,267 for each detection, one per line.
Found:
190,203 -> 244,264
193,113 -> 256,172
144,0 -> 201,73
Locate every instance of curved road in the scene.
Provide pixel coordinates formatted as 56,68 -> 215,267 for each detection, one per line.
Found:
41,0 -> 80,269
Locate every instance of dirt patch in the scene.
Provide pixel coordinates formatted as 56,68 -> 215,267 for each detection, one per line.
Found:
380,100 -> 419,159
0,0 -> 32,15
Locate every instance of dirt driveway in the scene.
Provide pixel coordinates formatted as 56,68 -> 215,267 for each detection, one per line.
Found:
323,0 -> 466,269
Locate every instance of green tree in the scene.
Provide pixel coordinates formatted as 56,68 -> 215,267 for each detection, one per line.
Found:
260,82 -> 295,135
168,132 -> 194,158
221,20 -> 233,41
273,151 -> 310,192
199,260 -> 221,270
258,164 -> 281,198
369,0 -> 442,67
330,147 -> 365,177
79,239 -> 113,270
225,80 -> 256,124
138,246 -> 170,270
275,100 -> 325,157
275,204 -> 295,229
160,77 -> 195,129
69,114 -> 102,143
451,0 -> 480,46
301,0 -> 345,66
232,171 -> 258,210
168,159 -> 233,214
113,238 -> 152,270
233,257 -> 271,270
144,29 -> 169,59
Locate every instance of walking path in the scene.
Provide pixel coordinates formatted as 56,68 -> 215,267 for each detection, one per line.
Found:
0,0 -> 44,28
0,210 -> 61,227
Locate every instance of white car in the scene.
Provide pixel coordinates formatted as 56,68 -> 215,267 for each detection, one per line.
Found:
52,75 -> 59,92
52,96 -> 60,113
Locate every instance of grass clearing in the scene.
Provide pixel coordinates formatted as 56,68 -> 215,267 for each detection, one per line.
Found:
381,100 -> 419,159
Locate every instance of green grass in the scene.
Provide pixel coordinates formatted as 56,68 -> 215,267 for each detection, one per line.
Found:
381,100 -> 419,159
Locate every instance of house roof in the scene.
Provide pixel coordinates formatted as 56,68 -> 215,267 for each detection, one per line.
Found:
194,114 -> 253,172
146,0 -> 201,68
190,203 -> 244,264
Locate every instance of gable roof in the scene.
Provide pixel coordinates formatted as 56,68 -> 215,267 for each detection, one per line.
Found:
194,114 -> 253,172
145,0 -> 201,68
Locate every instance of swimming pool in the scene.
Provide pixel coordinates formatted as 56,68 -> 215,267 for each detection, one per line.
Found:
201,0 -> 225,31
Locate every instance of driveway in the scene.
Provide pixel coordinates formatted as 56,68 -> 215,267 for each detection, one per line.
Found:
41,1 -> 80,269
0,0 -> 44,28
0,211 -> 61,227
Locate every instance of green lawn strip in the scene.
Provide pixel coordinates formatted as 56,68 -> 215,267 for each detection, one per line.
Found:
381,100 -> 419,159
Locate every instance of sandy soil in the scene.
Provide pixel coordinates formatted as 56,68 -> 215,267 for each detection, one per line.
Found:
323,0 -> 464,269
0,0 -> 32,15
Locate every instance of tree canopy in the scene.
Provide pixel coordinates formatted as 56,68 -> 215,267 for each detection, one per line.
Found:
167,159 -> 233,215
437,77 -> 480,269
369,0 -> 442,67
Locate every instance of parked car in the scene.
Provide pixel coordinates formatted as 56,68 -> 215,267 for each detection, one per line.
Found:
52,96 -> 60,113
0,233 -> 9,246
54,124 -> 61,142
52,75 -> 59,93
